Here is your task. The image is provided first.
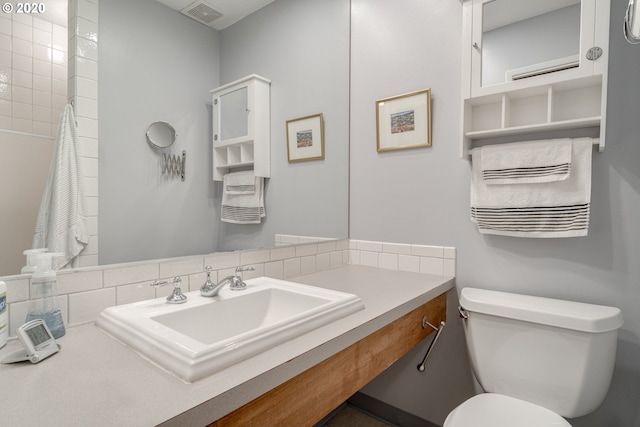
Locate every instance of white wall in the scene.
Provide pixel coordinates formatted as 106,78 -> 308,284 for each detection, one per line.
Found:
218,0 -> 350,251
350,0 -> 640,426
98,0 -> 220,264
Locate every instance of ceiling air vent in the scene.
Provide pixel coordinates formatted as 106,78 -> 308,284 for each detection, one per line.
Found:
180,1 -> 223,26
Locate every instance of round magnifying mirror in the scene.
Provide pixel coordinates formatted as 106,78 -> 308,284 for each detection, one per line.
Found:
146,121 -> 177,149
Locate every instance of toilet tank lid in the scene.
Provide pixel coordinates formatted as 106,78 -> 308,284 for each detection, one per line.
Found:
460,288 -> 623,333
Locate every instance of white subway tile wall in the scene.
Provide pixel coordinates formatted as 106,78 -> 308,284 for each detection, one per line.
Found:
0,8 -> 67,136
69,0 -> 99,269
2,239 -> 456,337
348,240 -> 457,276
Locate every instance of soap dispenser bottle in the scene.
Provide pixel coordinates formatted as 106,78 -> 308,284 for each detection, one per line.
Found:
26,252 -> 66,339
21,248 -> 48,274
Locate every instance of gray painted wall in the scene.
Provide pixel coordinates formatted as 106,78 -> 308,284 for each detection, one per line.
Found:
351,0 -> 640,426
217,0 -> 350,251
99,0 -> 220,264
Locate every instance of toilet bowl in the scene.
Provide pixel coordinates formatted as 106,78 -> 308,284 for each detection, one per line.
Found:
444,287 -> 623,427
444,394 -> 570,427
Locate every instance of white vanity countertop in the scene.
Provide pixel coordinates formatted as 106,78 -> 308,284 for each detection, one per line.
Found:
0,265 -> 454,426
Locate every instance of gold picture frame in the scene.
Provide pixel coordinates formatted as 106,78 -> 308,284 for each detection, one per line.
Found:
286,113 -> 325,162
376,88 -> 432,152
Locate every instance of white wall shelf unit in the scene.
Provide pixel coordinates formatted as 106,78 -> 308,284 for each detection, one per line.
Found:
460,0 -> 610,158
211,74 -> 271,181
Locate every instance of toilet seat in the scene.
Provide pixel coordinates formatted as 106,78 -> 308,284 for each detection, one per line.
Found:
444,393 -> 572,427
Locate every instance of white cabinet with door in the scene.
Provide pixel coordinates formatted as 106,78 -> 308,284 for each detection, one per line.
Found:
211,74 -> 271,180
460,0 -> 610,157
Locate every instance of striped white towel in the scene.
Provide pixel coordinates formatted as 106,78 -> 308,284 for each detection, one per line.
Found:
32,104 -> 88,268
470,138 -> 592,238
221,171 -> 265,224
224,170 -> 257,194
480,139 -> 572,184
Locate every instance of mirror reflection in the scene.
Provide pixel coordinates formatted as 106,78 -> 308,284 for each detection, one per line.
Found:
220,87 -> 249,141
0,0 -> 350,277
625,0 -> 640,43
481,0 -> 581,87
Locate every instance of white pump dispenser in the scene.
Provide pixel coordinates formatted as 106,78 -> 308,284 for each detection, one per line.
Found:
26,252 -> 65,339
21,248 -> 48,274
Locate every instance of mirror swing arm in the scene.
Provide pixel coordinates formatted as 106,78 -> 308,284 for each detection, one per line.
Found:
146,121 -> 186,182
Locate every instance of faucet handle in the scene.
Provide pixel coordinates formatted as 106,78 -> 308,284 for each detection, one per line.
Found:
151,276 -> 187,304
231,266 -> 254,290
235,266 -> 255,276
201,266 -> 216,296
166,276 -> 187,304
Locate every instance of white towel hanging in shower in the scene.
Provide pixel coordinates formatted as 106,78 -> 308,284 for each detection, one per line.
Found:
32,104 -> 89,269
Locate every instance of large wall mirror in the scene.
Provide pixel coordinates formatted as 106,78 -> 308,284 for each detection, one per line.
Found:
479,0 -> 581,87
0,0 -> 350,277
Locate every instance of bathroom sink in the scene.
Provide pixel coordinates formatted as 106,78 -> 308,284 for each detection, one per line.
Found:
96,277 -> 364,382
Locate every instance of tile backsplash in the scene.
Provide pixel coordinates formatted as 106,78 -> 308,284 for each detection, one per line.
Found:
2,239 -> 456,337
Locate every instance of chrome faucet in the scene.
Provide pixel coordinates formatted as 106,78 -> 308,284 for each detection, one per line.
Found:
151,276 -> 187,304
200,266 -> 254,297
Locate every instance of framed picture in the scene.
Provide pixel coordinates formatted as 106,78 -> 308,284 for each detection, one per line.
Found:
286,113 -> 325,162
376,88 -> 432,152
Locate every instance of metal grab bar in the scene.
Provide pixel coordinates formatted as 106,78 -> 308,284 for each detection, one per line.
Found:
416,317 -> 446,372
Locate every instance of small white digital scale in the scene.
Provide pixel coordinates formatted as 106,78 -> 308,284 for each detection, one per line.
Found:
1,319 -> 60,364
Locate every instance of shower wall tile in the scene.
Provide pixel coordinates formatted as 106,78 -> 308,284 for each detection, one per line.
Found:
12,22 -> 31,41
0,15 -> 10,35
0,50 -> 10,67
0,99 -> 9,116
71,0 -> 99,270
1,8 -> 68,138
0,34 -> 9,51
33,17 -> 51,32
77,0 -> 99,24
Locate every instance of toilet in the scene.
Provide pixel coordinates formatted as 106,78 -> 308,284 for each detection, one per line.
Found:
444,287 -> 623,427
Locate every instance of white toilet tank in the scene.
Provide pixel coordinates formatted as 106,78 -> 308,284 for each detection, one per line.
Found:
459,287 -> 623,418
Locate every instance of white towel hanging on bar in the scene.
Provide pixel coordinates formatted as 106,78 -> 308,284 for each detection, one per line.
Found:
470,138 -> 593,238
221,171 -> 265,224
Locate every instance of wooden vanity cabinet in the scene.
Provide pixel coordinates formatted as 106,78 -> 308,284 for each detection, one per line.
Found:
210,291 -> 447,426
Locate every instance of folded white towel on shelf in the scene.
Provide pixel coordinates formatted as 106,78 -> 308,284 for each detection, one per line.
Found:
470,137 -> 593,238
480,138 -> 573,185
221,171 -> 265,224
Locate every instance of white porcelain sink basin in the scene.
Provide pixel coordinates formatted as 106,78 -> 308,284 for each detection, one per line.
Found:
96,277 -> 364,382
